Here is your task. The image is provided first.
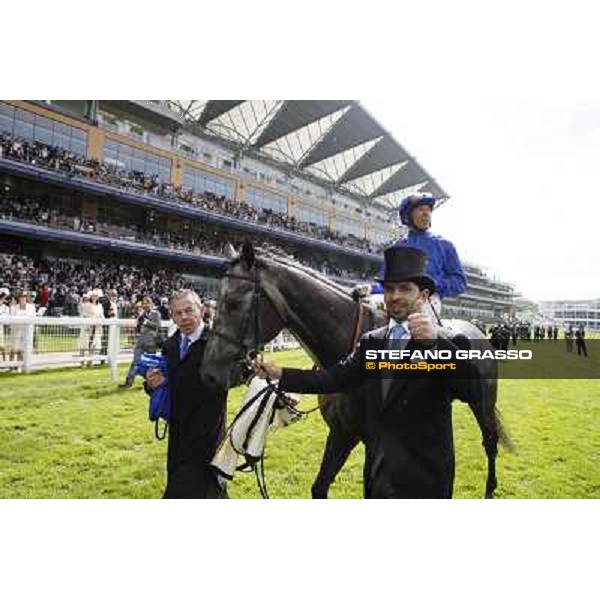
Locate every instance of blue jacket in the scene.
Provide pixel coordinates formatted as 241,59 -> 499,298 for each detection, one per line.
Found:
373,230 -> 467,298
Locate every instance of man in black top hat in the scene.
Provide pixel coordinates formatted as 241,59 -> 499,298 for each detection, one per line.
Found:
254,246 -> 476,499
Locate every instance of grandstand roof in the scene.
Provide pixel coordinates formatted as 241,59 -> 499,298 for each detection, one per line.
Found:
162,101 -> 449,211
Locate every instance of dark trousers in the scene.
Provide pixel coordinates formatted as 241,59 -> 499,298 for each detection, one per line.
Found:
163,465 -> 228,499
576,339 -> 588,356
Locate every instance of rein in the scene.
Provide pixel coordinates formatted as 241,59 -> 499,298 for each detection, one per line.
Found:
219,375 -> 315,499
350,302 -> 369,352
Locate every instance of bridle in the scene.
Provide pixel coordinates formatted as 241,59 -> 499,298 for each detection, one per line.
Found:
210,262 -> 285,374
209,261 -> 318,499
210,258 -> 367,498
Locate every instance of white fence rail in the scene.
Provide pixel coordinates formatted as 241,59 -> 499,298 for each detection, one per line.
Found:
0,316 -> 299,379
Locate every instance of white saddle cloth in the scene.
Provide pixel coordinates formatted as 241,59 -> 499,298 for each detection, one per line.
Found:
211,377 -> 301,479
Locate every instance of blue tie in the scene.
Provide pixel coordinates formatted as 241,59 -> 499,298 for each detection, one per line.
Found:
382,323 -> 408,400
180,336 -> 191,359
389,323 -> 407,340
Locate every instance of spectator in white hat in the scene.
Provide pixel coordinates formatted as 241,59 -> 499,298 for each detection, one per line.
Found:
9,290 -> 36,363
78,290 -> 104,366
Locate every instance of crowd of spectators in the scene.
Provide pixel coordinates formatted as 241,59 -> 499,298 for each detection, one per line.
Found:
0,187 -> 375,283
0,252 -> 192,318
0,131 -> 384,255
0,247 -> 374,321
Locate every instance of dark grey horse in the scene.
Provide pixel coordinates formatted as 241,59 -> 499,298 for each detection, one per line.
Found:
201,241 -> 512,498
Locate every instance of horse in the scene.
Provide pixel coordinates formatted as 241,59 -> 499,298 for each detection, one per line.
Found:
201,241 -> 512,498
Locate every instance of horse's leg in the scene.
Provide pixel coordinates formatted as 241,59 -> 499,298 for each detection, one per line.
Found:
468,383 -> 499,499
311,427 -> 360,499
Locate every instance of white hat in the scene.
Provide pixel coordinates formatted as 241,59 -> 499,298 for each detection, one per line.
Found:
0,287 -> 9,296
91,289 -> 103,297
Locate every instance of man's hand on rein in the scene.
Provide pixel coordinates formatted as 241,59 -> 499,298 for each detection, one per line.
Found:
252,358 -> 282,380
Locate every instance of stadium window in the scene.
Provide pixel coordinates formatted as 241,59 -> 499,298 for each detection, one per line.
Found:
0,101 -> 15,120
0,113 -> 13,134
337,216 -> 363,237
106,138 -> 117,151
33,120 -> 54,145
246,185 -> 287,214
14,110 -> 34,139
103,139 -> 171,180
296,202 -> 328,227
184,165 -> 235,200
16,108 -> 35,124
71,139 -> 87,157
54,133 -> 70,149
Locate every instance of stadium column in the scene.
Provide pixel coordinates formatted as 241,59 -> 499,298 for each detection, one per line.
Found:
172,157 -> 185,188
288,195 -> 296,218
236,179 -> 246,203
87,127 -> 105,161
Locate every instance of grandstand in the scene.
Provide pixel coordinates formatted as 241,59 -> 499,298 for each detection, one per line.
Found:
539,299 -> 600,330
0,99 -> 513,325
446,263 -> 514,321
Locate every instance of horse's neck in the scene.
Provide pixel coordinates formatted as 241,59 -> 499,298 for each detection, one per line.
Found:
269,266 -> 356,367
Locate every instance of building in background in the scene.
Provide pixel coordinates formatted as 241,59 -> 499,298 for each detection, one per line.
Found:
445,263 -> 514,321
0,100 -> 515,317
539,299 -> 600,330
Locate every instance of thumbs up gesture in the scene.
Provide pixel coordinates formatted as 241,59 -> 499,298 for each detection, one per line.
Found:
407,296 -> 438,347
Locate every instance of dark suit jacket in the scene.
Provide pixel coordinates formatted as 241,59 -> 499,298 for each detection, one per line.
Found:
162,329 -> 227,498
280,326 -> 475,499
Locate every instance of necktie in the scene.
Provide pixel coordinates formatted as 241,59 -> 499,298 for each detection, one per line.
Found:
381,323 -> 409,400
180,336 -> 191,359
388,323 -> 407,340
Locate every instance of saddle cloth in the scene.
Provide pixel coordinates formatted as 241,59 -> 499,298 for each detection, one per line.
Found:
211,377 -> 301,479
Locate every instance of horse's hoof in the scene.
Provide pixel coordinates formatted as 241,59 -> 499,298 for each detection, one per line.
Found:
311,487 -> 328,499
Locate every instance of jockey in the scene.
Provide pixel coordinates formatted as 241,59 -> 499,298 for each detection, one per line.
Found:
371,192 -> 467,320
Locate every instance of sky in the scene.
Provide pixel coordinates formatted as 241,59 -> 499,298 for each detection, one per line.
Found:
365,97 -> 600,302
6,1 -> 599,303
361,11 -> 600,303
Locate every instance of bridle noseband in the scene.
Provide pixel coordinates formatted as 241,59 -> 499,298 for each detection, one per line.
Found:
210,264 -> 283,373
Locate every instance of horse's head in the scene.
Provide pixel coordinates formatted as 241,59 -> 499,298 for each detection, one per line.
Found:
201,241 -> 286,390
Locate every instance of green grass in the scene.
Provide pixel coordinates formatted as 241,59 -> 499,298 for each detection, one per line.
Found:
0,348 -> 598,498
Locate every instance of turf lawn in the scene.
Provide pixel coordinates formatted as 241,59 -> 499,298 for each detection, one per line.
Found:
0,347 -> 598,499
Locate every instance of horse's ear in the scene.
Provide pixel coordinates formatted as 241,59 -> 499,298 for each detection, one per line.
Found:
225,243 -> 239,260
240,241 -> 255,268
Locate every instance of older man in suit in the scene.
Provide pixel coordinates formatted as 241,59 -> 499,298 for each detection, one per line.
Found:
145,290 -> 228,498
255,246 -> 475,499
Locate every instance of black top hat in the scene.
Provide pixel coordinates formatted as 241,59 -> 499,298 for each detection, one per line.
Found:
375,245 -> 436,293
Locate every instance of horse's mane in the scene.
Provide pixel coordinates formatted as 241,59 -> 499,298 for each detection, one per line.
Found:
254,245 -> 353,301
